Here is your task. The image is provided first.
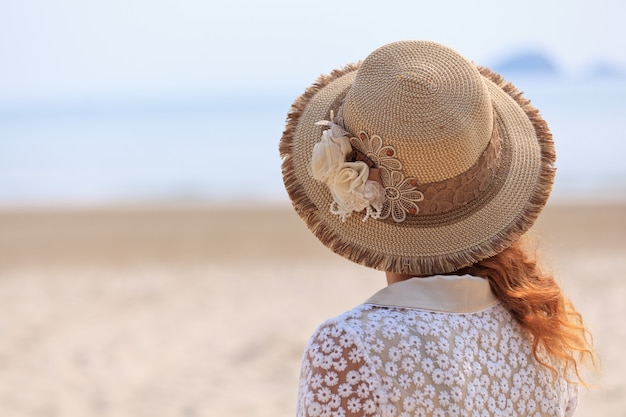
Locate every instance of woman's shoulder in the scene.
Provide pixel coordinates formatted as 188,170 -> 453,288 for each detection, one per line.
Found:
307,303 -> 414,348
310,304 -> 373,335
304,304 -> 390,349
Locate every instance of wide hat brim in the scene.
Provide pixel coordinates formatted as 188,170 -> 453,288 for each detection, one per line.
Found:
279,50 -> 555,276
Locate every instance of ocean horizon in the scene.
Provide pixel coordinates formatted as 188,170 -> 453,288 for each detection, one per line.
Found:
1,76 -> 625,208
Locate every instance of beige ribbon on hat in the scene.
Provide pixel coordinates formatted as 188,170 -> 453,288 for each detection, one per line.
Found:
344,119 -> 503,217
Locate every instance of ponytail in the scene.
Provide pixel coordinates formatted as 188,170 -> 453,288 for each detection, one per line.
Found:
459,239 -> 595,384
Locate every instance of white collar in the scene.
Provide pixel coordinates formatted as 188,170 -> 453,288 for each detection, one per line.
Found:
364,275 -> 498,313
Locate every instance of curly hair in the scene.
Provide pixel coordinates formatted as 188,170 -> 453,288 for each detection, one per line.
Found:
458,238 -> 595,384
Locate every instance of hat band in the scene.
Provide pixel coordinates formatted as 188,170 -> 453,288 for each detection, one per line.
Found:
310,106 -> 503,223
343,115 -> 503,218
412,119 -> 502,215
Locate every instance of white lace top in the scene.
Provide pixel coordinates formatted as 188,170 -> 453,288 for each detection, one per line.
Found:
297,275 -> 578,417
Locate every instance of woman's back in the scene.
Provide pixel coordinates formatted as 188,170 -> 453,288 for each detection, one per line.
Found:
298,276 -> 578,417
282,41 -> 594,417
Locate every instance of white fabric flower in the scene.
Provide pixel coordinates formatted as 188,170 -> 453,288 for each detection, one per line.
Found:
310,118 -> 386,222
329,161 -> 370,219
364,180 -> 386,213
310,130 -> 352,183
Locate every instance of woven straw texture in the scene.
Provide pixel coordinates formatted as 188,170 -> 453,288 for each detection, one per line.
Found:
280,41 -> 555,275
342,42 -> 493,183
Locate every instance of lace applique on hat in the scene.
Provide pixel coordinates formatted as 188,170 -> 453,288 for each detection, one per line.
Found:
351,131 -> 425,223
311,115 -> 424,223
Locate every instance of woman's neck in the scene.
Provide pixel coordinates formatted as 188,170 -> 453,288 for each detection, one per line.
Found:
385,271 -> 416,285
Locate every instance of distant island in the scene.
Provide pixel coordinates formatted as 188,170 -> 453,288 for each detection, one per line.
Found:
586,62 -> 626,79
491,50 -> 625,80
491,52 -> 559,77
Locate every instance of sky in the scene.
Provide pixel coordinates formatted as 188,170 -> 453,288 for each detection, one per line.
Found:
0,0 -> 625,206
1,0 -> 625,107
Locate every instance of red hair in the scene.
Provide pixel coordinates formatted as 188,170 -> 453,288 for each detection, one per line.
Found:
459,238 -> 595,384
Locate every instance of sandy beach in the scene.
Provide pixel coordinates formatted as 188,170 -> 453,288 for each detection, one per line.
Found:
0,202 -> 624,416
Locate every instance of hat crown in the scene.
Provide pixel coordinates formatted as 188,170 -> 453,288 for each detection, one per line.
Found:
342,41 -> 494,183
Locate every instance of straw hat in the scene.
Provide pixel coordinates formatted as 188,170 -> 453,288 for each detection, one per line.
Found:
279,41 -> 555,276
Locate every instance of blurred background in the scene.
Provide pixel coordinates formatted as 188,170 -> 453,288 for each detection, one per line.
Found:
0,0 -> 624,416
1,0 -> 625,205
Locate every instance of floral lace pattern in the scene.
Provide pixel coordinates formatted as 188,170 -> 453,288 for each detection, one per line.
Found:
311,113 -> 503,222
298,304 -> 577,417
350,132 -> 424,223
415,121 -> 503,215
378,167 -> 425,223
350,133 -> 403,172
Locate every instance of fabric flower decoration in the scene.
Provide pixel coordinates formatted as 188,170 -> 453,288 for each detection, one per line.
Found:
310,129 -> 352,183
329,161 -> 371,220
310,116 -> 385,222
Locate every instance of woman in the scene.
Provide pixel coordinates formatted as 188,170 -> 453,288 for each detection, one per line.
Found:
280,41 -> 594,416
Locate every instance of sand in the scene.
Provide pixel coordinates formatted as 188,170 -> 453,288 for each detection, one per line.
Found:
0,202 -> 624,416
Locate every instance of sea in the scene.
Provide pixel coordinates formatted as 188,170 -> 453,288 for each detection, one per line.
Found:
1,76 -> 625,207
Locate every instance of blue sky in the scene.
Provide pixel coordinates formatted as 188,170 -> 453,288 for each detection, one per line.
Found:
1,0 -> 625,106
0,0 -> 625,205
